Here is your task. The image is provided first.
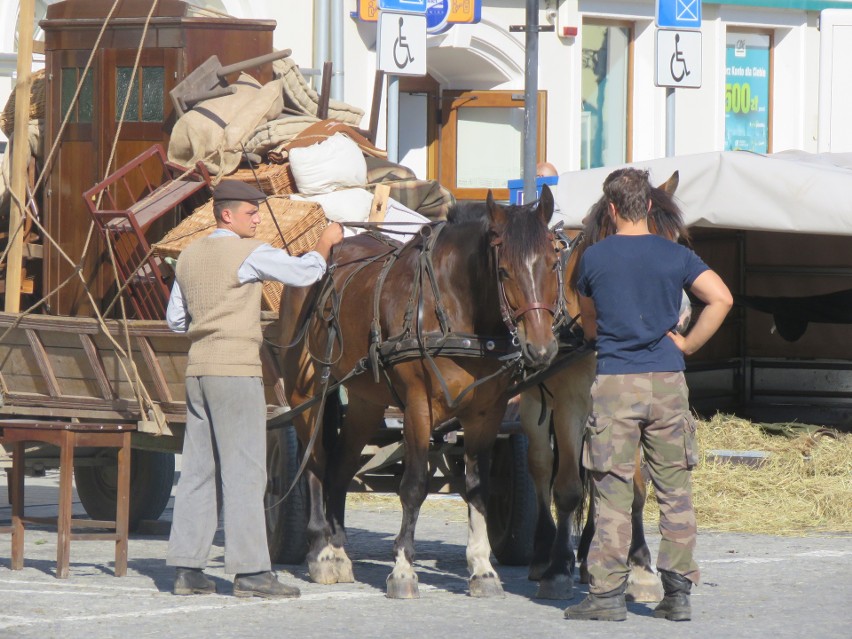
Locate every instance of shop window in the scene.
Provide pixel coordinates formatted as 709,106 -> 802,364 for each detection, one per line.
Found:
440,90 -> 547,201
60,67 -> 94,123
725,32 -> 771,153
581,23 -> 632,169
116,66 -> 164,122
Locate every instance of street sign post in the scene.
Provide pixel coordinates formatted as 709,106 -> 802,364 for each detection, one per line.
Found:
656,0 -> 702,30
655,29 -> 702,88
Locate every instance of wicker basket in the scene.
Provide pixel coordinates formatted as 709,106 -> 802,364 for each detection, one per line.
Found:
228,162 -> 296,196
0,69 -> 46,137
153,196 -> 327,312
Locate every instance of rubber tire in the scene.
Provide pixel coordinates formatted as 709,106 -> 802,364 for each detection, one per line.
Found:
486,433 -> 537,566
74,449 -> 175,532
266,424 -> 309,565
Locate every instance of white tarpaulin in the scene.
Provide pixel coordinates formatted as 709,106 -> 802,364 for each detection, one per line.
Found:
553,150 -> 852,236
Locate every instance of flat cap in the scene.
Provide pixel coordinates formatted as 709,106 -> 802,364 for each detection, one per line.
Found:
212,180 -> 266,203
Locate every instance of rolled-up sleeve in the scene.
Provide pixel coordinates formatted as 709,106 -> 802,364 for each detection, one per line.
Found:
166,280 -> 189,333
238,244 -> 327,286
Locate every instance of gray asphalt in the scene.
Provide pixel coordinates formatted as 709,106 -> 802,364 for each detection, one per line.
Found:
1,470 -> 850,639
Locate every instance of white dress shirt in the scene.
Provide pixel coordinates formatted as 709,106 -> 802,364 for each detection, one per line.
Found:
166,228 -> 327,333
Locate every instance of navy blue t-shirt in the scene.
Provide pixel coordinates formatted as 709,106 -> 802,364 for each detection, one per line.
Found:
576,234 -> 709,374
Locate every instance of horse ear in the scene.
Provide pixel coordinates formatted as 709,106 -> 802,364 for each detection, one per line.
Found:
538,184 -> 555,225
486,190 -> 507,227
659,170 -> 679,195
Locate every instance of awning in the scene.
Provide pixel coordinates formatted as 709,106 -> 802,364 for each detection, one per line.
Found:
553,150 -> 852,236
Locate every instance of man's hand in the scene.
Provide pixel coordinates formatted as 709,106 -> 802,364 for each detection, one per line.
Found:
313,222 -> 344,261
667,270 -> 733,356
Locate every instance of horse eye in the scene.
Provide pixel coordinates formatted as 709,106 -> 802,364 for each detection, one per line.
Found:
498,267 -> 510,280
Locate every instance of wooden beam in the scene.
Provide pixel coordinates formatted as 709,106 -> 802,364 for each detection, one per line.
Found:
4,0 -> 35,312
369,184 -> 391,223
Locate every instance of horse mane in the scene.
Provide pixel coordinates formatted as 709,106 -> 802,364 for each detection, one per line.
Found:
446,199 -> 550,272
569,175 -> 689,288
581,183 -> 689,245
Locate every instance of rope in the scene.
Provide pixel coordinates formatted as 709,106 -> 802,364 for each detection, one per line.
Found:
0,0 -> 166,430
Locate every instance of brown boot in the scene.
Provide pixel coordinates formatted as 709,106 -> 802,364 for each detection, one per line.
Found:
653,570 -> 692,621
564,582 -> 627,621
233,571 -> 301,599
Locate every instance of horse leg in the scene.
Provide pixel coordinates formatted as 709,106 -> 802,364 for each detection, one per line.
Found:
535,356 -> 594,599
519,387 -> 556,583
386,405 -> 431,599
460,400 -> 509,598
323,397 -> 386,584
284,347 -> 338,585
625,451 -> 663,602
576,483 -> 594,584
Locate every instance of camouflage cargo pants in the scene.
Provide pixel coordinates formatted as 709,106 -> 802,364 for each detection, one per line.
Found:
583,371 -> 700,593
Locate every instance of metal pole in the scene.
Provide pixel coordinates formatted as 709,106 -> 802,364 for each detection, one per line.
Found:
313,0 -> 329,88
522,0 -> 539,204
331,0 -> 344,100
387,75 -> 399,163
4,0 -> 35,312
666,87 -> 675,157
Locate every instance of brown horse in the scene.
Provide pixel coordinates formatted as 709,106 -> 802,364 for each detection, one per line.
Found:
278,187 -> 562,598
519,172 -> 687,601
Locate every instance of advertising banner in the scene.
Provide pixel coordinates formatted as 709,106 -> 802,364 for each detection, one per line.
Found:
725,33 -> 770,153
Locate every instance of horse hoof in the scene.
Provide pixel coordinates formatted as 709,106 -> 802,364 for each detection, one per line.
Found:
386,575 -> 420,599
536,574 -> 573,600
469,575 -> 505,598
308,560 -> 339,585
335,560 -> 355,584
528,562 -> 547,582
626,567 -> 663,603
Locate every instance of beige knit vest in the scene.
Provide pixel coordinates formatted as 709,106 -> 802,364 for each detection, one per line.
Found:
176,235 -> 265,377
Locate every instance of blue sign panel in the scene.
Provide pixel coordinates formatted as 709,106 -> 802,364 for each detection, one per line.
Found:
656,0 -> 702,30
379,0 -> 428,13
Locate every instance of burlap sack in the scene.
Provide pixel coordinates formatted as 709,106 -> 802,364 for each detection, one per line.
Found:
167,73 -> 284,176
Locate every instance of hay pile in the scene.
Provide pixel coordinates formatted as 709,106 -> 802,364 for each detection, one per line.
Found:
645,413 -> 852,534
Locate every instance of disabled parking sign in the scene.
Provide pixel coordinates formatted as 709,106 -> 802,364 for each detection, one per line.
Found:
378,12 -> 427,76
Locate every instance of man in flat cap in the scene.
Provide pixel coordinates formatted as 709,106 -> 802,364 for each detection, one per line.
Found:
165,180 -> 343,598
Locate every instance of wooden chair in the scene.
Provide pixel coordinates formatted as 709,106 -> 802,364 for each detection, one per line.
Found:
83,144 -> 211,320
0,420 -> 135,578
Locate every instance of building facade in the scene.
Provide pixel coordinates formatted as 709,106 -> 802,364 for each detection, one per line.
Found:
2,0 -> 851,197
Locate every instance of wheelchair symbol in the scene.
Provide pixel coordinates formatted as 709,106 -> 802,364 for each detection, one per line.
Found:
670,33 -> 691,82
393,17 -> 414,69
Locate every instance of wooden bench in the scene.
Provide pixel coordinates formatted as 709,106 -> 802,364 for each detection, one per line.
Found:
0,420 -> 135,578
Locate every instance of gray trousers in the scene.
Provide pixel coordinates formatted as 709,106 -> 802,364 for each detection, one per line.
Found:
167,376 -> 271,575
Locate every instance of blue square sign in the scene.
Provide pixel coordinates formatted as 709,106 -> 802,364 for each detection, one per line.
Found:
656,0 -> 701,30
379,0 -> 428,13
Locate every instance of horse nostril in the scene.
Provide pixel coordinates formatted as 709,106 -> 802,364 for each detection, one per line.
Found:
524,342 -> 556,369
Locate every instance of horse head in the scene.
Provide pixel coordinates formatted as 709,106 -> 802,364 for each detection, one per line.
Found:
484,185 -> 560,370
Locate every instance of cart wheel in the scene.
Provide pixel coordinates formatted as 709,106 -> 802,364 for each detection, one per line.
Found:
486,433 -> 537,566
74,449 -> 175,531
266,424 -> 309,565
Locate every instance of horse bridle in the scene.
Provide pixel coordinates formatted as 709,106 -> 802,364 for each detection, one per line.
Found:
491,227 -> 573,342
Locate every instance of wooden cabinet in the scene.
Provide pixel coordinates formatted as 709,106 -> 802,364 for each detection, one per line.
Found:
41,0 -> 275,315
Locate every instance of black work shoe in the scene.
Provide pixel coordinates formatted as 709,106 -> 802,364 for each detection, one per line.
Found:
654,571 -> 692,621
564,585 -> 627,622
173,567 -> 216,595
653,592 -> 691,621
233,571 -> 301,599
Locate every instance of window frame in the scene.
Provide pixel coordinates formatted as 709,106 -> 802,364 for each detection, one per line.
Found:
439,89 -> 547,202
